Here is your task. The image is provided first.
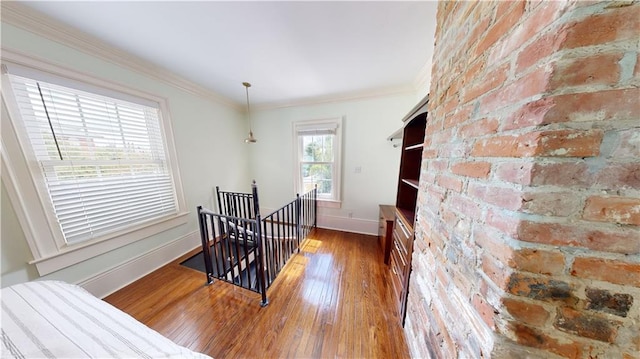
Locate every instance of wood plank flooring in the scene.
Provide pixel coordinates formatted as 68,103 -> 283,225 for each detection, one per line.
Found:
105,228 -> 410,358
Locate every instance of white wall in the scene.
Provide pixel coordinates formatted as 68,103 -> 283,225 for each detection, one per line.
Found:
0,22 -> 250,293
247,94 -> 416,235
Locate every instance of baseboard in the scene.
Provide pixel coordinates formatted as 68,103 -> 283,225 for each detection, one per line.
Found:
77,231 -> 200,299
260,206 -> 378,236
317,214 -> 378,236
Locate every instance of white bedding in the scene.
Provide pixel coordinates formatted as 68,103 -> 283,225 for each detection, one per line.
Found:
1,280 -> 211,359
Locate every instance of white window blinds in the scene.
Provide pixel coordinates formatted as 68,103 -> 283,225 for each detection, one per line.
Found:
295,122 -> 338,136
7,73 -> 178,244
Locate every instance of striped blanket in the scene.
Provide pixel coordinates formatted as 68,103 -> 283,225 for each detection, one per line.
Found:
1,281 -> 211,359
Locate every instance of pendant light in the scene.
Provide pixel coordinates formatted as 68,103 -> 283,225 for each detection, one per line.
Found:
243,82 -> 257,143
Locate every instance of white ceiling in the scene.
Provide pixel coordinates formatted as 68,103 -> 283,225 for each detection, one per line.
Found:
17,1 -> 437,107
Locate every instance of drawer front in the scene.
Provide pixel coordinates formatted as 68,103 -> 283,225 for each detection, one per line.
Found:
393,216 -> 412,255
392,237 -> 408,270
389,249 -> 403,303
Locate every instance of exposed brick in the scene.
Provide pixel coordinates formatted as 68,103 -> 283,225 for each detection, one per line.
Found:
517,220 -> 640,254
440,141 -> 473,159
563,5 -> 640,49
467,16 -> 491,59
472,294 -> 496,329
458,117 -> 500,138
500,0 -> 567,56
482,253 -> 511,289
443,105 -> 473,129
501,97 -> 557,131
431,297 -> 458,358
448,193 -> 483,219
408,1 -> 640,358
423,148 -> 438,159
583,195 -> 640,225
441,208 -> 459,229
495,0 -> 515,19
507,273 -> 576,304
472,132 -> 539,157
585,288 -> 633,318
610,128 -> 640,158
474,226 -> 513,264
472,129 -> 603,158
516,30 -> 565,71
604,1 -> 638,9
468,183 -> 522,210
536,129 -> 603,157
592,163 -> 640,190
509,248 -> 565,276
436,174 -> 463,192
530,162 -> 590,187
425,121 -> 439,137
441,95 -> 461,117
521,191 -> 581,217
544,88 -> 640,123
474,1 -> 526,56
451,161 -> 491,179
486,208 -> 520,236
480,67 -> 552,113
554,307 -> 620,343
462,63 -> 510,104
509,322 -> 582,358
463,59 -> 486,92
503,297 -> 550,326
550,53 -> 624,88
435,264 -> 450,287
431,159 -> 448,172
432,127 -> 455,146
571,257 -> 640,286
495,161 -> 534,185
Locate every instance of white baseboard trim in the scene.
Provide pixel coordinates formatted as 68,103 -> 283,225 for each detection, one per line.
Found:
260,206 -> 379,236
317,214 -> 378,236
77,231 -> 200,299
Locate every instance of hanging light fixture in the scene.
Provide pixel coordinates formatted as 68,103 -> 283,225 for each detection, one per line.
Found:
243,82 -> 257,143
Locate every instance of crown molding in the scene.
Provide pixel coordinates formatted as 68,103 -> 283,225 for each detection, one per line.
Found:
256,84 -> 416,111
1,2 -> 241,110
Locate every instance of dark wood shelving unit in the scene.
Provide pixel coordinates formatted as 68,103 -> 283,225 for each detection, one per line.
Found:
396,105 -> 427,227
387,95 -> 428,326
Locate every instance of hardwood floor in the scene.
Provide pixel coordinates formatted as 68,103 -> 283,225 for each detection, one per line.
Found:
105,228 -> 410,358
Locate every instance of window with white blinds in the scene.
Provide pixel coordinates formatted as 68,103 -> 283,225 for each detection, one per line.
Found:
6,72 -> 179,244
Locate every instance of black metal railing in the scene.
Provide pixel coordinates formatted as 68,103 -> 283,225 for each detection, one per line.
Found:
198,182 -> 317,306
216,186 -> 256,219
197,207 -> 269,306
262,198 -> 297,286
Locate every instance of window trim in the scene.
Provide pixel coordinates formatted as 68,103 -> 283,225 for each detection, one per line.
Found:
1,50 -> 188,276
292,117 -> 342,206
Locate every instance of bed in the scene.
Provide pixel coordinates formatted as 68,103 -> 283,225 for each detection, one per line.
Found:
1,280 -> 211,359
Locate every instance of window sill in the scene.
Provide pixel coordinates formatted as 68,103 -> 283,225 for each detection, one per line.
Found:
30,212 -> 189,276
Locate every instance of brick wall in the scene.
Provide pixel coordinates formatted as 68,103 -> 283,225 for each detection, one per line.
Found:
405,1 -> 639,358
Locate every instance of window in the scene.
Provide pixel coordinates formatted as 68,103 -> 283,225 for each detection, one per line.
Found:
293,118 -> 342,205
1,55 -> 187,275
